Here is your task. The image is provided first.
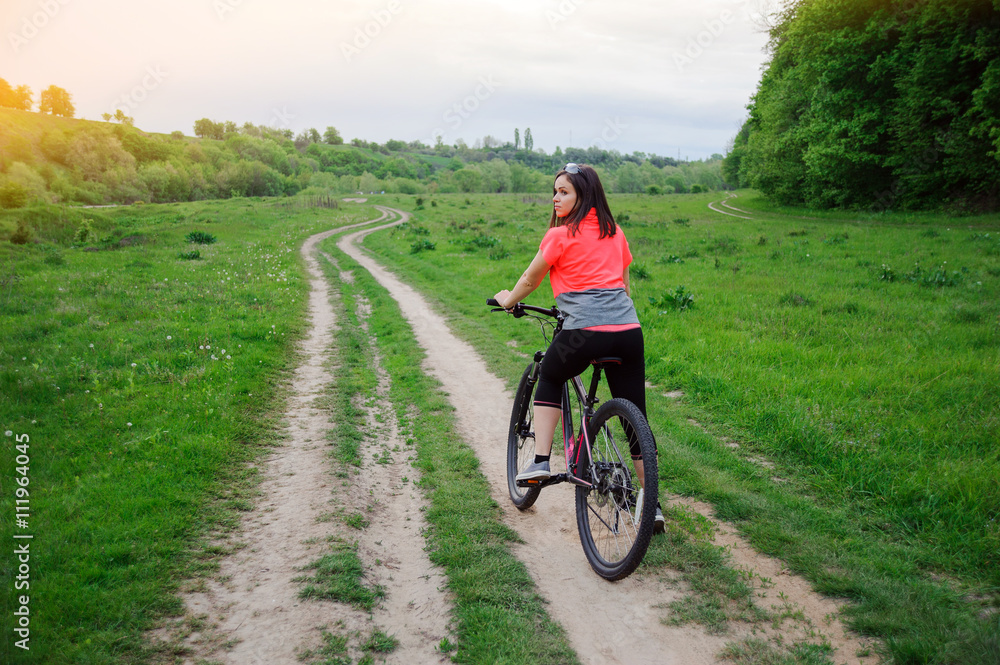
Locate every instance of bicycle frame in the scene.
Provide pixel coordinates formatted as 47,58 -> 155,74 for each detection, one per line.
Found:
488,298 -> 620,491
517,349 -> 617,491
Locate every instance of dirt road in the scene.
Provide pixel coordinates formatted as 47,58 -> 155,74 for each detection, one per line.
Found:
157,205 -> 871,665
338,206 -> 872,665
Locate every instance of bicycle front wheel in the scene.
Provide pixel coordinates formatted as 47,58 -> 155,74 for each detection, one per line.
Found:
507,363 -> 542,510
575,398 -> 658,580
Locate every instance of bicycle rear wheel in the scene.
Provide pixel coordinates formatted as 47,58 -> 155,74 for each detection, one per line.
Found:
575,398 -> 658,580
507,363 -> 542,509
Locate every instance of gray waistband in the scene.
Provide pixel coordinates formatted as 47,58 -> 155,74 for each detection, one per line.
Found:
555,288 -> 639,329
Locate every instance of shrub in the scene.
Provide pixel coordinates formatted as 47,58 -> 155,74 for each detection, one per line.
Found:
690,184 -> 705,193
74,219 -> 96,244
631,263 -> 650,280
178,250 -> 201,260
410,239 -> 435,253
185,231 -> 217,245
0,182 -> 30,209
707,235 -> 739,255
9,221 -> 32,245
649,286 -> 694,312
672,217 -> 690,226
778,291 -> 814,307
468,235 -> 500,249
646,185 -> 662,195
904,262 -> 965,287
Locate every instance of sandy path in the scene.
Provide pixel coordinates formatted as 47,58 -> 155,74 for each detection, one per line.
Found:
318,249 -> 453,664
152,209 -> 452,664
708,193 -> 753,220
339,207 -> 874,665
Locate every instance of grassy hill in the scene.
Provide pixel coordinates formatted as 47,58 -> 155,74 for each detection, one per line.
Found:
0,108 -> 726,209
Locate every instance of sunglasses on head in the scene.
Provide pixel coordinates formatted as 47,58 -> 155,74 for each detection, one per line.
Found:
564,163 -> 581,174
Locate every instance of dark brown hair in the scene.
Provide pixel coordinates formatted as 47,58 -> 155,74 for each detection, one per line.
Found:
549,164 -> 617,238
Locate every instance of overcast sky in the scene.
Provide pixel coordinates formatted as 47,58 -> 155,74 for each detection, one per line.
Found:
3,0 -> 774,159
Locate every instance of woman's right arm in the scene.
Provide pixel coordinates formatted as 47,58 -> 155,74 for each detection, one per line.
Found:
495,249 -> 550,310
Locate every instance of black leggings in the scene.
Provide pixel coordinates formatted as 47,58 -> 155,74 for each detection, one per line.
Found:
534,327 -> 647,459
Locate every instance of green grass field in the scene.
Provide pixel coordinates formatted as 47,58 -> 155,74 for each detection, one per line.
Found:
1,191 -> 998,664
359,190 -> 1000,664
0,198 -> 369,663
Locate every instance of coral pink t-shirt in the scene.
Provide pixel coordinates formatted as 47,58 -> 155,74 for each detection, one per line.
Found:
539,208 -> 639,331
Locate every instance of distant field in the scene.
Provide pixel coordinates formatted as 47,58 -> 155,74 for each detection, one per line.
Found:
360,190 -> 1000,663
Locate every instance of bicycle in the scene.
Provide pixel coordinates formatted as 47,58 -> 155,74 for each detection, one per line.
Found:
487,298 -> 659,580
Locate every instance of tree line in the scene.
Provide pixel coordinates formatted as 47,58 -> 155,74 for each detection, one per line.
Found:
724,0 -> 1000,212
0,78 -> 75,118
0,95 -> 725,208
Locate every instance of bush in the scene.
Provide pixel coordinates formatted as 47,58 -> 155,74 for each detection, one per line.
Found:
649,286 -> 694,312
410,239 -> 435,253
468,235 -> 500,249
9,221 -> 32,245
185,230 -> 217,245
0,182 -> 30,209
73,218 -> 96,244
178,250 -> 201,260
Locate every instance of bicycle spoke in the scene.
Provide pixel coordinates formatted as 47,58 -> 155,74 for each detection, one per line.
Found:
576,398 -> 658,580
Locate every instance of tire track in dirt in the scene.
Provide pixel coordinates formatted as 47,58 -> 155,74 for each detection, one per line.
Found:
151,208 -> 452,664
340,206 -> 875,665
318,249 -> 454,664
708,193 -> 753,220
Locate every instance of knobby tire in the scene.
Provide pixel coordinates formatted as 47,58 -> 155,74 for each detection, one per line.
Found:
575,398 -> 658,580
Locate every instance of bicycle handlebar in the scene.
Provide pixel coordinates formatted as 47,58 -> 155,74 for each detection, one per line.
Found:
486,298 -> 560,319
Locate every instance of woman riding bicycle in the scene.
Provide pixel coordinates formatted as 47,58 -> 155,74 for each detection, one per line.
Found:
494,163 -> 664,531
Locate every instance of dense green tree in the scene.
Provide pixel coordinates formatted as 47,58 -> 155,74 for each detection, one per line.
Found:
39,85 -> 75,117
453,166 -> 483,192
0,78 -> 14,109
323,126 -> 343,144
727,0 -> 1000,210
524,127 -> 533,152
12,85 -> 33,111
480,158 -> 512,192
193,118 -> 224,140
